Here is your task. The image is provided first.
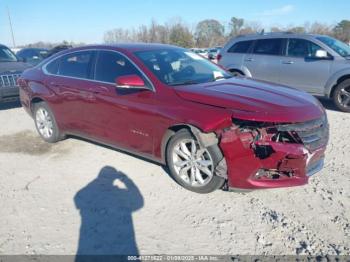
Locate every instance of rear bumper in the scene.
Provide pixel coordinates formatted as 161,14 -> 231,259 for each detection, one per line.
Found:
220,127 -> 327,190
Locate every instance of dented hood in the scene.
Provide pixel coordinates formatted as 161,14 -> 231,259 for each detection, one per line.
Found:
174,77 -> 325,123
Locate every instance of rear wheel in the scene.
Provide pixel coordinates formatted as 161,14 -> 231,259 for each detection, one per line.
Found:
333,79 -> 350,112
33,102 -> 63,143
166,130 -> 225,194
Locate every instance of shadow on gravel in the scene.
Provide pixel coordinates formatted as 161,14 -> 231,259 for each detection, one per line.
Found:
74,166 -> 144,261
0,100 -> 21,110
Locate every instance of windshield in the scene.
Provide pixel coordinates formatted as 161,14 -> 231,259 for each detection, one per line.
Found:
317,36 -> 350,57
135,49 -> 231,86
0,46 -> 18,62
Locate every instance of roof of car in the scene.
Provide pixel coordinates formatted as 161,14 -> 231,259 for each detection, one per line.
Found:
75,43 -> 183,52
233,32 -> 327,41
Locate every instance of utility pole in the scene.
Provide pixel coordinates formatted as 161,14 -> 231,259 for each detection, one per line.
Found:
7,6 -> 16,48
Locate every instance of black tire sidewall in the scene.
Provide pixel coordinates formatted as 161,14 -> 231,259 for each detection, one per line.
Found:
166,130 -> 225,194
230,70 -> 244,77
333,79 -> 350,113
33,102 -> 61,143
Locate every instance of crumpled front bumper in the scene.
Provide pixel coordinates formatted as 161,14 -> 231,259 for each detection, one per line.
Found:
219,124 -> 327,190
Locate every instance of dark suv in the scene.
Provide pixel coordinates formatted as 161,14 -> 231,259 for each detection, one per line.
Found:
0,44 -> 30,103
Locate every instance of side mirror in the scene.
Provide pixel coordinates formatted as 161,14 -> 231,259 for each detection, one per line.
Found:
115,74 -> 148,90
315,50 -> 329,59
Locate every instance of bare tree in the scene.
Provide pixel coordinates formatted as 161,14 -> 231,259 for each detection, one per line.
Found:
334,20 -> 350,43
195,19 -> 225,47
168,22 -> 193,47
229,17 -> 244,37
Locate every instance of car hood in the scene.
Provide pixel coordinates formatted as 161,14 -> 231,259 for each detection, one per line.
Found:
0,61 -> 31,74
174,78 -> 325,123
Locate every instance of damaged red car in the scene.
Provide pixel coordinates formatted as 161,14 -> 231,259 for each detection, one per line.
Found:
18,44 -> 329,193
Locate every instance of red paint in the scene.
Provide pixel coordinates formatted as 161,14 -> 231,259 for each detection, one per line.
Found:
19,44 -> 328,190
116,74 -> 145,87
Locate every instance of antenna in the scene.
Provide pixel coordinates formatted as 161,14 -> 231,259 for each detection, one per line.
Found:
7,6 -> 16,48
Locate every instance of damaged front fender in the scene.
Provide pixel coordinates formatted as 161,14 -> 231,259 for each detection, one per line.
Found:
219,117 -> 328,189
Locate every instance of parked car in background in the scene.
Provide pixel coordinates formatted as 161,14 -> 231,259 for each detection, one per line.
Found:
16,48 -> 49,66
218,32 -> 350,112
19,44 -> 328,193
208,47 -> 221,60
46,44 -> 72,58
0,44 -> 30,103
191,48 -> 209,58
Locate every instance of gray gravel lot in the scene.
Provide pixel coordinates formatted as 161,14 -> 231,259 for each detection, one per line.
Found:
0,101 -> 349,255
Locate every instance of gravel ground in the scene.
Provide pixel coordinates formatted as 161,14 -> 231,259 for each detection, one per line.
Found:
0,100 -> 349,256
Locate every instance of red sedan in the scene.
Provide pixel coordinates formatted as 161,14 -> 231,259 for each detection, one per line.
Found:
18,44 -> 329,193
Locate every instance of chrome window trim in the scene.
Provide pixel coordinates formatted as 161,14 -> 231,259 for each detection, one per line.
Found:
42,48 -> 156,92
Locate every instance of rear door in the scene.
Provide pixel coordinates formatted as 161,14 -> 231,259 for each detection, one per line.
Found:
243,38 -> 284,83
278,38 -> 332,94
220,40 -> 253,72
45,50 -> 99,135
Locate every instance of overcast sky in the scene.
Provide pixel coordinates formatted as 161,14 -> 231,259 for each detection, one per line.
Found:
0,0 -> 349,47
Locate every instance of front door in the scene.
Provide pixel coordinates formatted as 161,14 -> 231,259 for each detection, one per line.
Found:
278,38 -> 332,94
85,50 -> 158,155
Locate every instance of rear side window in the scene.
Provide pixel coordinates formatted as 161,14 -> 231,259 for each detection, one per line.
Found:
95,51 -> 143,83
287,38 -> 324,57
253,39 -> 283,55
45,58 -> 60,74
58,51 -> 93,79
228,40 -> 253,53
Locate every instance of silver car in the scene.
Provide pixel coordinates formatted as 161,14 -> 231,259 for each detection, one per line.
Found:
218,32 -> 350,112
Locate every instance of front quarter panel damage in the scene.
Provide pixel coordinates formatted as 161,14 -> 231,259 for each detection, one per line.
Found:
219,117 -> 328,190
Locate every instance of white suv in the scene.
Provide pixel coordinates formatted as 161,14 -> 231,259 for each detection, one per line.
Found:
218,32 -> 350,112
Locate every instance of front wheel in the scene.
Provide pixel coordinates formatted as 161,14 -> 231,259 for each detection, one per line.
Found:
166,130 -> 225,194
333,79 -> 350,112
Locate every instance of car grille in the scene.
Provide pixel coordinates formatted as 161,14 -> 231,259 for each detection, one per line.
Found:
0,74 -> 21,88
277,115 -> 329,151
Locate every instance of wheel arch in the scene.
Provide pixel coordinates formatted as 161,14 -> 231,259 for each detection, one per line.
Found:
325,69 -> 350,98
30,97 -> 46,114
160,124 -> 219,164
329,74 -> 350,98
226,65 -> 252,77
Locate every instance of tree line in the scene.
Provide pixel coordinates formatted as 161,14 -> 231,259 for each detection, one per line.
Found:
104,18 -> 350,48
18,18 -> 350,49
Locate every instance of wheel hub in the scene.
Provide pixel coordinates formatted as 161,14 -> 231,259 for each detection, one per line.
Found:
172,138 -> 214,187
36,108 -> 53,139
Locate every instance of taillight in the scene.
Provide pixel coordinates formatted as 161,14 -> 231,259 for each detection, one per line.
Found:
217,53 -> 222,61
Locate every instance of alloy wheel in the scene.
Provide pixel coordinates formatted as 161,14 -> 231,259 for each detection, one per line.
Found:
338,87 -> 350,108
172,138 -> 214,187
35,108 -> 54,139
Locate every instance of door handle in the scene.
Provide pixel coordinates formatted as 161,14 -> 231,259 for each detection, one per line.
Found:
49,82 -> 63,87
87,86 -> 109,94
282,61 -> 294,64
245,58 -> 254,62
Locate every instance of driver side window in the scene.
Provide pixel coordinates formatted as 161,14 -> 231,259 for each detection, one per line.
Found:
287,38 -> 325,58
95,51 -> 146,84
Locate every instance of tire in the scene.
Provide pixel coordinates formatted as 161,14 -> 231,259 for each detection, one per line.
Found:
230,70 -> 244,77
166,129 -> 225,194
333,79 -> 350,112
33,102 -> 63,143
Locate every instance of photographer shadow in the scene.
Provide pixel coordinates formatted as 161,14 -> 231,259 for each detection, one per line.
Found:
74,166 -> 144,261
